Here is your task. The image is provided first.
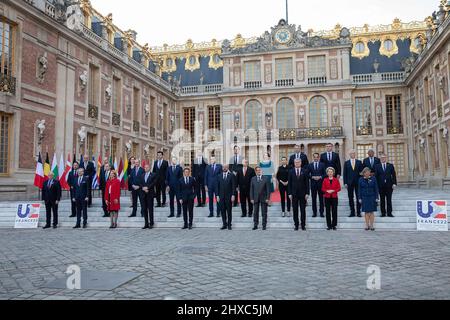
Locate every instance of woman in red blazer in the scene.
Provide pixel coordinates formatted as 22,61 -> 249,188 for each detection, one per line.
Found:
322,167 -> 342,231
105,170 -> 121,229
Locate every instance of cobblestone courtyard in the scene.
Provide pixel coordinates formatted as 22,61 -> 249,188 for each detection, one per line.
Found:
1,228 -> 450,300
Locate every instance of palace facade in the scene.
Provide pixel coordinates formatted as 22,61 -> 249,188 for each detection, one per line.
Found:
0,0 -> 449,199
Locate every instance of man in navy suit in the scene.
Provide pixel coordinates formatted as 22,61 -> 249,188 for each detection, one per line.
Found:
217,165 -> 236,230
343,150 -> 364,217
204,156 -> 222,218
139,164 -> 157,229
82,155 -> 95,207
166,157 -> 183,218
72,168 -> 89,229
192,151 -> 207,207
363,149 -> 381,176
178,168 -> 197,230
375,154 -> 397,218
99,162 -> 112,218
42,171 -> 62,229
308,153 -> 326,218
320,143 -> 342,178
153,151 -> 169,207
289,144 -> 309,169
129,159 -> 145,217
67,161 -> 79,218
288,159 -> 310,231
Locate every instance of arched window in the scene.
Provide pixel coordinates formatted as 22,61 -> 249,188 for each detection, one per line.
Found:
245,100 -> 262,129
309,96 -> 328,127
276,98 -> 295,129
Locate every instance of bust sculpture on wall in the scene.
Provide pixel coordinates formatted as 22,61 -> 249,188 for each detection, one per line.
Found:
37,52 -> 48,83
37,120 -> 46,146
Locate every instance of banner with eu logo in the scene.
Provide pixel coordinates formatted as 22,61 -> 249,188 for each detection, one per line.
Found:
416,201 -> 448,231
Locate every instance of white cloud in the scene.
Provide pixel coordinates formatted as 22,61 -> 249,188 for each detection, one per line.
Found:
89,0 -> 438,46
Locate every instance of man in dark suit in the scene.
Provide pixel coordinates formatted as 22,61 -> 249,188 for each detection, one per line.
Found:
250,167 -> 272,231
82,155 -> 95,207
166,157 -> 183,218
217,165 -> 236,230
72,168 -> 89,229
288,159 -> 310,231
153,151 -> 169,207
237,159 -> 256,218
178,168 -> 197,230
129,159 -> 145,217
308,153 -> 326,218
139,164 -> 157,229
192,151 -> 207,207
127,157 -> 136,205
375,154 -> 397,218
289,144 -> 309,169
42,171 -> 62,229
320,143 -> 342,178
363,149 -> 381,176
67,161 -> 79,218
204,156 -> 222,218
99,163 -> 112,218
344,150 -> 364,217
229,146 -> 243,207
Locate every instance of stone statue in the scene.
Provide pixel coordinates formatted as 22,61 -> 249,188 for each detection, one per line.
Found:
37,52 -> 48,83
221,39 -> 231,54
199,72 -> 204,85
419,136 -> 426,149
79,70 -> 88,91
144,103 -> 150,117
65,1 -> 84,33
443,127 -> 449,139
78,126 -> 87,146
125,140 -> 132,154
299,108 -> 305,123
234,112 -> 240,128
37,120 -> 46,145
105,84 -> 112,102
170,114 -> 175,131
103,135 -> 110,153
144,144 -> 150,156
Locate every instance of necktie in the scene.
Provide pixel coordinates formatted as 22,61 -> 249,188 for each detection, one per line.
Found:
106,171 -> 109,180
244,167 -> 247,176
213,164 -> 215,172
370,158 -> 374,167
145,173 -> 149,182
78,177 -> 82,185
297,169 -> 300,177
48,180 -> 52,188
136,167 -> 138,175
315,163 -> 318,171
224,173 -> 227,180
185,177 -> 188,185
172,166 -> 175,173
328,153 -> 331,162
352,160 -> 355,171
383,164 -> 386,172
258,176 -> 261,182
235,156 -> 238,165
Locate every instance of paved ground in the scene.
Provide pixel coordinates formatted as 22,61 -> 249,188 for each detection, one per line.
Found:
1,227 -> 450,300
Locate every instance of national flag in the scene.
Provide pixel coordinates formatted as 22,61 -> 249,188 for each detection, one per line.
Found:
114,158 -> 118,173
118,158 -> 124,182
121,157 -> 129,189
58,154 -> 64,180
92,156 -> 98,189
51,153 -> 58,178
96,154 -> 102,185
109,155 -> 113,169
60,153 -> 71,190
34,152 -> 45,189
141,159 -> 146,168
44,152 -> 51,180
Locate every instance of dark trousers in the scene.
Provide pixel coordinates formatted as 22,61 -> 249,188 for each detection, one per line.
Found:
195,179 -> 206,205
101,188 -> 108,215
379,187 -> 393,216
169,189 -> 181,217
347,183 -> 361,216
138,190 -> 147,217
45,202 -> 58,227
143,192 -> 155,227
233,190 -> 239,206
292,196 -> 307,228
75,199 -> 88,226
208,187 -> 220,215
310,183 -> 324,215
182,199 -> 194,227
253,201 -> 268,227
69,189 -> 76,216
131,189 -> 140,216
86,177 -> 92,206
279,184 -> 291,213
325,198 -> 338,228
240,190 -> 253,216
155,181 -> 166,206
220,199 -> 233,227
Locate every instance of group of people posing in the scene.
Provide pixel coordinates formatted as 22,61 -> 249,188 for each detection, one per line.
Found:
41,144 -> 397,232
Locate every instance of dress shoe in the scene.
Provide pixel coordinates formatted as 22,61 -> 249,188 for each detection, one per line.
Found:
53,225 -> 57,229
182,226 -> 188,230
301,227 -> 306,231
294,226 -> 299,231
248,214 -> 253,218
208,214 -> 214,218
381,214 -> 386,218
188,225 -> 193,230
333,227 -> 337,231
357,214 -> 362,218
128,214 -> 136,218
241,214 -> 247,218
262,226 -> 267,230
69,215 -> 76,218
327,228 -> 331,231
387,214 -> 395,218
103,214 -> 109,218
221,226 -> 227,230
196,205 -> 202,208
176,215 -> 181,218
73,225 -> 80,229
109,225 -> 114,229
43,225 -> 51,229
228,226 -> 232,230
149,224 -> 154,229
142,225 -> 149,229
312,214 -> 317,218
83,224 -> 87,229
282,212 -> 286,218
216,214 -> 221,218
167,215 -> 175,218
252,226 -> 258,230
320,215 -> 325,218
349,214 -> 356,218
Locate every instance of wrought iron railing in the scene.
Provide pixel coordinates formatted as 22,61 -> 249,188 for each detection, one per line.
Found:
279,127 -> 343,140
133,120 -> 140,132
387,126 -> 404,135
356,126 -> 373,136
150,127 -> 156,138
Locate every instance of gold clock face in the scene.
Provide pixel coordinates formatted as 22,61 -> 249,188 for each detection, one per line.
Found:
275,28 -> 292,45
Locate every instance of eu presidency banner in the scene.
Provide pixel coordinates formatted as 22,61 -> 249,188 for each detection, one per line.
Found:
416,201 -> 448,231
14,203 -> 41,229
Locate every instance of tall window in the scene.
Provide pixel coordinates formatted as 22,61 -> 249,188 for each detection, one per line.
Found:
163,103 -> 168,132
112,77 -> 121,114
387,143 -> 405,176
0,112 -> 11,175
386,95 -> 403,134
132,143 -> 139,159
208,106 -> 221,130
309,96 -> 328,127
276,98 -> 295,129
111,138 -> 119,162
307,55 -> 326,78
86,133 -> 96,158
355,97 -> 372,135
88,64 -> 99,107
357,144 -> 373,161
133,87 -> 140,123
275,58 -> 293,80
244,61 -> 261,82
150,96 -> 156,128
183,107 -> 195,141
245,100 -> 262,130
0,18 -> 15,76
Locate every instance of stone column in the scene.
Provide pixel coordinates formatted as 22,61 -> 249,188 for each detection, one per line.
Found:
341,49 -> 351,81
341,102 -> 354,157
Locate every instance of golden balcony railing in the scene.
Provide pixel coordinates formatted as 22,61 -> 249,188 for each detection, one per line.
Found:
88,104 -> 99,119
0,74 -> 16,95
279,127 -> 343,140
356,126 -> 373,136
387,126 -> 404,135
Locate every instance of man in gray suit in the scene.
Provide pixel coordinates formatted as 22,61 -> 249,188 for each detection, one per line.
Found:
250,166 -> 272,230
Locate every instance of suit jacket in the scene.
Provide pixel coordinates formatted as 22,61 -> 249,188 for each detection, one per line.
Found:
82,161 -> 95,179
153,160 -> 169,183
177,176 -> 197,201
343,159 -> 364,186
307,162 -> 326,188
73,176 -> 89,200
320,152 -> 342,176
192,157 -> 207,181
322,177 -> 342,199
68,169 -> 78,189
250,176 -> 271,203
288,168 -> 310,198
42,179 -> 62,203
204,163 -> 222,188
99,169 -> 112,191
166,165 -> 183,190
363,157 -> 381,174
130,167 -> 145,187
138,171 -> 157,196
237,166 -> 256,194
217,172 -> 237,201
229,155 -> 244,174
374,163 -> 397,189
289,153 -> 309,168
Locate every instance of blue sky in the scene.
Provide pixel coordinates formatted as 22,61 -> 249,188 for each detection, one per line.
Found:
90,0 -> 438,46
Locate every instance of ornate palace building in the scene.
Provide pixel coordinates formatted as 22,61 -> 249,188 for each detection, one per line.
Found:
1,0 -> 450,199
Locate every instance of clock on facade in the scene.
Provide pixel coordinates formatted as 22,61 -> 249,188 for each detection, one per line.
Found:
274,28 -> 292,45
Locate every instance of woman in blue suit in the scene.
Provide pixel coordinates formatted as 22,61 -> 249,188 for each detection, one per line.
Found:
359,167 -> 379,231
